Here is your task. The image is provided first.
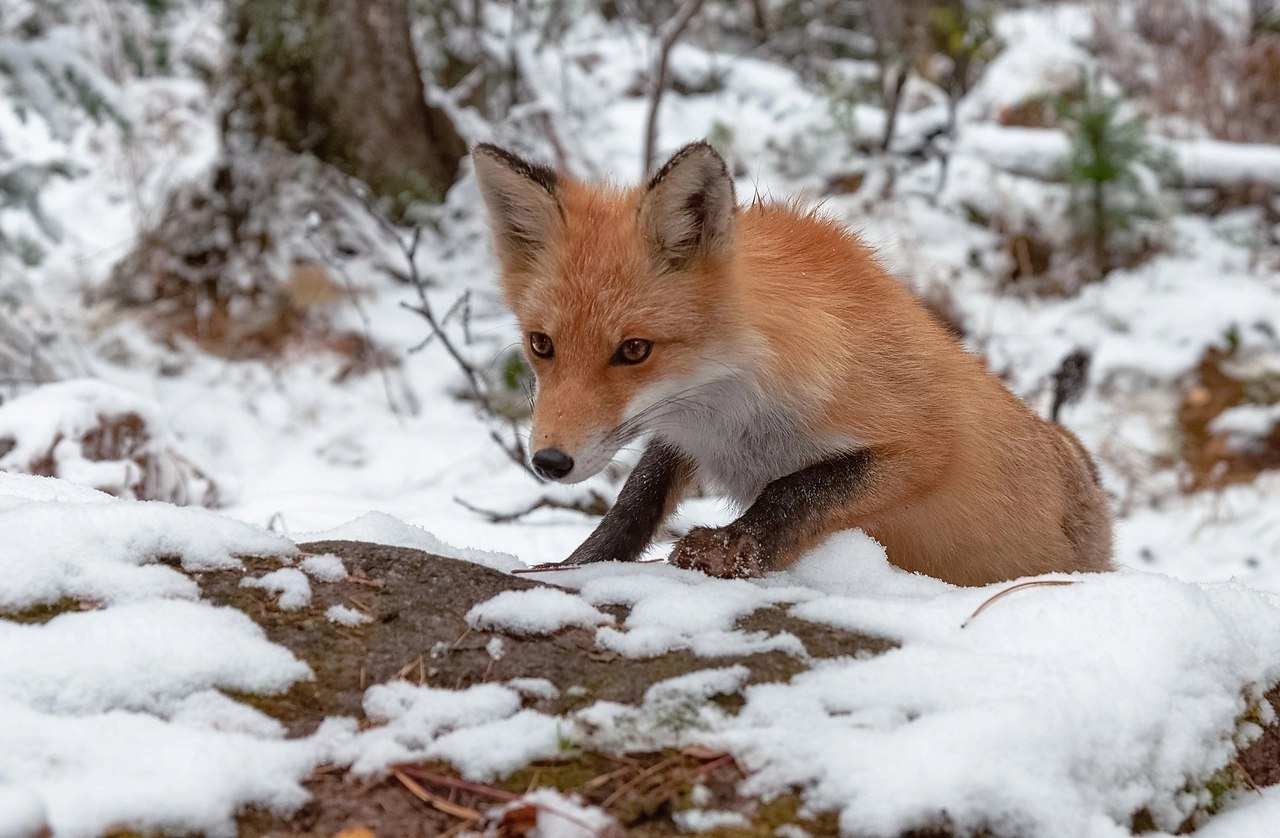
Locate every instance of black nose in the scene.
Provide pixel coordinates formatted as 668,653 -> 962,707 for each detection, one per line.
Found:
531,447 -> 574,480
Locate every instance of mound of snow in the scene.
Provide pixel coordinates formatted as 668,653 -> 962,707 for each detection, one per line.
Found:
509,530 -> 1280,836
299,510 -> 521,572
0,476 -> 333,836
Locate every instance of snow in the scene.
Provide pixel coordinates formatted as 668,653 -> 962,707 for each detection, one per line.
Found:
0,477 -> 294,612
510,789 -> 618,838
0,477 -> 329,837
674,809 -> 750,832
451,533 -> 1280,834
0,600 -> 309,713
0,379 -> 216,506
1197,786 -> 1280,837
0,472 -> 114,508
508,677 -> 561,701
240,567 -> 312,610
1210,403 -> 1280,450
466,587 -> 613,636
298,511 -> 521,573
0,708 -> 349,838
344,681 -> 563,779
717,539 -> 1280,837
325,603 -> 372,626
0,787 -> 47,838
300,552 -> 347,581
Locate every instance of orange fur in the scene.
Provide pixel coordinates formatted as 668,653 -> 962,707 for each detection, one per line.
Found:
475,143 -> 1113,585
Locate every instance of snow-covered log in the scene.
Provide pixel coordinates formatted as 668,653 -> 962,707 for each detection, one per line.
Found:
957,124 -> 1280,189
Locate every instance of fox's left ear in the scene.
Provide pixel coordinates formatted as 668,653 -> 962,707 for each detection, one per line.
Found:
641,141 -> 736,271
472,144 -> 563,273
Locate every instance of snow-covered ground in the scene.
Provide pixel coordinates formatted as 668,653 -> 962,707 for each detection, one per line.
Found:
3,1 -> 1280,835
3,474 -> 1279,836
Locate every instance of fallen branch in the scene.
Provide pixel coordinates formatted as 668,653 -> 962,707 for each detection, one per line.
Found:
956,125 -> 1280,190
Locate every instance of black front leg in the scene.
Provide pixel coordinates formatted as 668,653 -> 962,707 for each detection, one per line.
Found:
561,441 -> 693,565
669,449 -> 875,578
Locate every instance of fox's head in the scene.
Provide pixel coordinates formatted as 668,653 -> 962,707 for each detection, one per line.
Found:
474,141 -> 742,483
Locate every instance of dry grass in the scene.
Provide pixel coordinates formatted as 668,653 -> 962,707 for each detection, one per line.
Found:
1176,344 -> 1280,492
1095,1 -> 1280,144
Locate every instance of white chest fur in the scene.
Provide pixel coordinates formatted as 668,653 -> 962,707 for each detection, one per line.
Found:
653,376 -> 851,506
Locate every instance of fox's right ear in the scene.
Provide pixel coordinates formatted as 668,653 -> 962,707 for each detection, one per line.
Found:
641,141 -> 736,272
472,144 -> 562,271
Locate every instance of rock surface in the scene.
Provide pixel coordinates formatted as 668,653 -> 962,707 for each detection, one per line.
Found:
194,540 -> 893,836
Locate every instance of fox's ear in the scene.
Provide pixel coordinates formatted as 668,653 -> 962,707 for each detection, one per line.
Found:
641,141 -> 736,271
472,144 -> 562,271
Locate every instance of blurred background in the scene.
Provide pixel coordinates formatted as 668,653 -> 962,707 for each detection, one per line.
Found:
1,0 -> 1278,587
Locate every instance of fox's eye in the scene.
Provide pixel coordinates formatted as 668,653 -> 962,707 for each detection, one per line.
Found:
612,338 -> 653,365
529,332 -> 554,359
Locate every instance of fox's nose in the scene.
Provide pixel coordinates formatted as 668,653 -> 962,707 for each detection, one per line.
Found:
531,447 -> 574,480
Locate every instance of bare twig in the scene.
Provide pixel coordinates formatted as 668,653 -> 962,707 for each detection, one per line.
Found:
961,580 -> 1076,628
344,179 -> 542,481
880,55 -> 911,153
394,765 -> 608,837
641,0 -> 709,177
304,228 -> 408,420
391,767 -> 482,820
454,489 -> 610,523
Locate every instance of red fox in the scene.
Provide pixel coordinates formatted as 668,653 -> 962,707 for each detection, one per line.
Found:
473,141 -> 1112,586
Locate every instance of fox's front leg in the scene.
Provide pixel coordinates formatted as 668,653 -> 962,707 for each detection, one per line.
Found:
668,449 -> 876,578
559,442 -> 695,566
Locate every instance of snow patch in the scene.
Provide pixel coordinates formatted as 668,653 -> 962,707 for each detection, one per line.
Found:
241,568 -> 312,610
466,588 -> 613,636
509,788 -> 618,838
325,604 -> 372,627
300,552 -> 347,582
0,493 -> 295,613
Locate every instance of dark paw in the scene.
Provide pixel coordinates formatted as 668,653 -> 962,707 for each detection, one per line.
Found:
668,526 -> 768,578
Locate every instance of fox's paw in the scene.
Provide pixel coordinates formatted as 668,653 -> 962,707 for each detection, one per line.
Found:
668,526 -> 767,579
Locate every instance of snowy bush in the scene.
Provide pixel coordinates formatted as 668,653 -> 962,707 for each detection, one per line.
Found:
0,379 -> 218,506
104,144 -> 399,364
0,269 -> 86,395
1095,0 -> 1280,145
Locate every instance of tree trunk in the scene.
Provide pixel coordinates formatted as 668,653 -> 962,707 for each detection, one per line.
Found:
228,0 -> 465,205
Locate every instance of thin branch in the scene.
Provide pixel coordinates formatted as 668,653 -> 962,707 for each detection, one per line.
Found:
344,178 -> 542,481
454,489 -> 611,523
394,765 -> 608,838
641,0 -> 708,177
391,767 -> 482,821
961,580 -> 1076,628
305,228 -> 408,420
